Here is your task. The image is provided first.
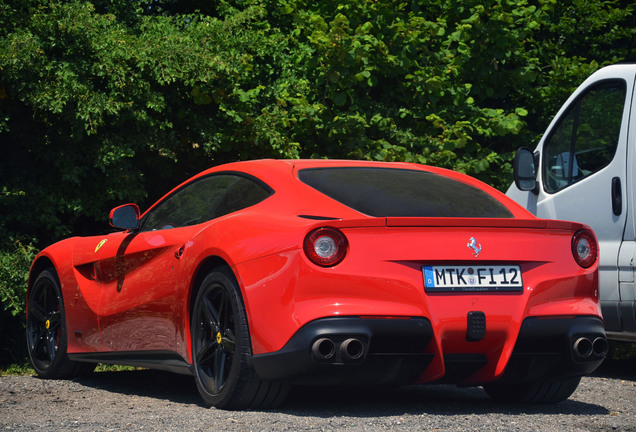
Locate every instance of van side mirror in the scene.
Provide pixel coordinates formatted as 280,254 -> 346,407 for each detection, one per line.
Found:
513,147 -> 539,194
109,204 -> 140,230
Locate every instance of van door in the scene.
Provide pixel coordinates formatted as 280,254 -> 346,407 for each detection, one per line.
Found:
616,71 -> 636,340
508,68 -> 635,338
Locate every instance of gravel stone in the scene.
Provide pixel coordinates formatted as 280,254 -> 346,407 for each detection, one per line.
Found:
1,359 -> 635,431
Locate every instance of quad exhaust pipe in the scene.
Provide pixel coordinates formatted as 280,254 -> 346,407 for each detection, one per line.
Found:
311,337 -> 366,362
573,337 -> 593,358
592,337 -> 609,357
573,336 -> 608,359
339,338 -> 365,361
311,338 -> 336,360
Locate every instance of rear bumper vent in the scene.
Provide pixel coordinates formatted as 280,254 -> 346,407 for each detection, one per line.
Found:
467,311 -> 486,342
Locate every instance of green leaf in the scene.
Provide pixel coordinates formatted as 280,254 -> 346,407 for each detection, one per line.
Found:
334,92 -> 347,106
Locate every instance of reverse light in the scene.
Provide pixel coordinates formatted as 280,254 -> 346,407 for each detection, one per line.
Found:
571,229 -> 598,268
303,227 -> 348,267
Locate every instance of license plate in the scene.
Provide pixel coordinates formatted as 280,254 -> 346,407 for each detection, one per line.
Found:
423,265 -> 523,293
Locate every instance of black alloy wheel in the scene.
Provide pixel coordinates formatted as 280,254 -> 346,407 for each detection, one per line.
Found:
26,269 -> 94,378
27,270 -> 62,373
191,268 -> 288,409
192,274 -> 237,396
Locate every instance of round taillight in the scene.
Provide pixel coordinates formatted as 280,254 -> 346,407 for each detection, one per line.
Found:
303,227 -> 348,267
572,229 -> 598,268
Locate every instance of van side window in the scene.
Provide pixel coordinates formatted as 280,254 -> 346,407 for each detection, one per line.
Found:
542,80 -> 626,193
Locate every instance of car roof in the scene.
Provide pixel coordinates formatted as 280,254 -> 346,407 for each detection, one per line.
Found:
198,159 -> 498,195
147,159 -> 533,220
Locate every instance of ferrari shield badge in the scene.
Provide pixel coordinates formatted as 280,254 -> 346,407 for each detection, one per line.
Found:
95,239 -> 107,253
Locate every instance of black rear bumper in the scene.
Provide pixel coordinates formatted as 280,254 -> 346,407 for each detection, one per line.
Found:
252,315 -> 606,386
252,317 -> 434,385
494,316 -> 606,385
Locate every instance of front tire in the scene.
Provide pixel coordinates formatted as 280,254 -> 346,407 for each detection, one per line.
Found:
26,269 -> 94,378
483,376 -> 581,404
191,268 -> 288,409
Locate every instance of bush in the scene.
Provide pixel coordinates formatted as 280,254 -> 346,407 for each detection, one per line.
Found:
609,341 -> 636,361
0,240 -> 38,366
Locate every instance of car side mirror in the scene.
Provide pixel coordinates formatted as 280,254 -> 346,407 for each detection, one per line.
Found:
109,204 -> 140,230
513,147 -> 539,194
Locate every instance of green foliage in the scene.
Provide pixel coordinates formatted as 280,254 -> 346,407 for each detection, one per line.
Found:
0,363 -> 34,376
0,240 -> 37,317
0,239 -> 37,366
0,0 -> 634,365
609,342 -> 636,361
94,363 -> 138,372
1,0 -> 634,246
0,363 -> 136,375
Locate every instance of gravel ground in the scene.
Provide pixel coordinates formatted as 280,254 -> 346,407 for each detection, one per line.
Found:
1,359 -> 635,431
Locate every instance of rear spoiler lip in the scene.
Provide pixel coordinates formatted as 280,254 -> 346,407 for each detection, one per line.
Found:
320,217 -> 588,231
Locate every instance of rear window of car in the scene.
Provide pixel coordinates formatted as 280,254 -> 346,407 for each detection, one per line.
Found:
298,167 -> 513,218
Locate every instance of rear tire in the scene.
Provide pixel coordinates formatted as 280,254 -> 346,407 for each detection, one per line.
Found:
191,268 -> 288,409
483,376 -> 581,404
26,269 -> 95,378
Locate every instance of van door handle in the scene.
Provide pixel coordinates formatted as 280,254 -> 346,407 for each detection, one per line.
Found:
612,177 -> 622,216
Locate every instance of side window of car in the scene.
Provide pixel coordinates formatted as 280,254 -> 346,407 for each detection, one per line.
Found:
141,174 -> 272,231
543,80 -> 626,193
212,176 -> 273,218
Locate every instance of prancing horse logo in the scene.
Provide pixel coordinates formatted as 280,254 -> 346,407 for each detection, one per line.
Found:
467,237 -> 482,257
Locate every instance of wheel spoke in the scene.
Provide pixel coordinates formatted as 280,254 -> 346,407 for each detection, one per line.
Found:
201,294 -> 219,327
29,302 -> 47,323
217,290 -> 226,326
41,282 -> 52,312
196,339 -> 218,366
214,349 -> 227,392
221,329 -> 235,354
32,336 -> 46,360
46,333 -> 57,362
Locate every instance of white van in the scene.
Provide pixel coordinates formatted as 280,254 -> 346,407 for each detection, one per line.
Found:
507,64 -> 636,342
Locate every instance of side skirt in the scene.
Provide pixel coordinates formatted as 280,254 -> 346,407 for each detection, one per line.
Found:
68,351 -> 194,376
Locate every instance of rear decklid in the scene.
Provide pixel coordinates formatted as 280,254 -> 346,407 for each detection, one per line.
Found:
325,216 -> 589,276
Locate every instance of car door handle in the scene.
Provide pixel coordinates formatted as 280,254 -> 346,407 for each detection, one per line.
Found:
175,245 -> 185,259
612,177 -> 622,216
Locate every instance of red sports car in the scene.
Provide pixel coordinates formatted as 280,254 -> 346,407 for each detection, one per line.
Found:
26,159 -> 607,409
